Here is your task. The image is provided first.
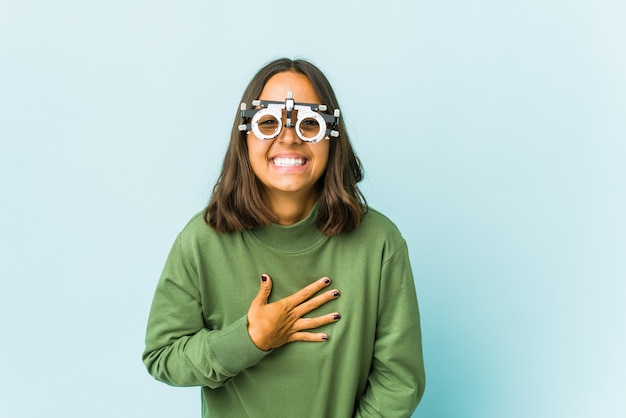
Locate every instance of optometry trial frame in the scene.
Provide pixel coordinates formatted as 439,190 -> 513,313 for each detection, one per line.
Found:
238,91 -> 340,144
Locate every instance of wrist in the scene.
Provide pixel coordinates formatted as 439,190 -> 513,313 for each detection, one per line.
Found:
247,318 -> 271,351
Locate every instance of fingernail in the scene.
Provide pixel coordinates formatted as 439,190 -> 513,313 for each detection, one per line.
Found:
261,274 -> 268,282
324,278 -> 331,285
333,313 -> 341,321
332,290 -> 341,297
321,335 -> 328,341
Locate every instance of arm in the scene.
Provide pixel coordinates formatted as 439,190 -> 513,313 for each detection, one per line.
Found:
355,242 -> 426,417
142,236 -> 269,389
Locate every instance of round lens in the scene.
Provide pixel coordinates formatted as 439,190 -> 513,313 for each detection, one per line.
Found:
251,108 -> 282,140
298,117 -> 321,139
295,111 -> 326,143
257,114 -> 280,136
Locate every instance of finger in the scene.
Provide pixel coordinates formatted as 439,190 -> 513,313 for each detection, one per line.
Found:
294,312 -> 341,331
292,289 -> 341,318
287,332 -> 329,343
252,274 -> 272,306
282,277 -> 332,308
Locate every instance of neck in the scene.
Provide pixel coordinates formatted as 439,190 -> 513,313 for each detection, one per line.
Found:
265,191 -> 317,226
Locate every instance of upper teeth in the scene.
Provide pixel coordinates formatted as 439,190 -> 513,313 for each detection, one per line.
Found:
273,158 -> 306,167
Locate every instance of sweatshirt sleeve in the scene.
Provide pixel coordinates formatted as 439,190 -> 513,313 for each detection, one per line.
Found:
142,235 -> 270,389
355,241 -> 426,417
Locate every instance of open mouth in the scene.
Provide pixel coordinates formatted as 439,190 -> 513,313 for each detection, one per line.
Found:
271,157 -> 307,167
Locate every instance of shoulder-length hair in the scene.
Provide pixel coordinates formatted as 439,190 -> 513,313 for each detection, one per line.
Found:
204,58 -> 366,236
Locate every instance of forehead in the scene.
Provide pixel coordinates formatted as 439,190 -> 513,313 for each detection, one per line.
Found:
259,72 -> 321,104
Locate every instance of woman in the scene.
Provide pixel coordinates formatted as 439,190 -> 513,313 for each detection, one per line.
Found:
143,58 -> 425,417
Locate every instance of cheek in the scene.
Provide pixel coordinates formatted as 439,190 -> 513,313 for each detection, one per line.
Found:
315,143 -> 331,170
245,140 -> 262,179
246,137 -> 268,162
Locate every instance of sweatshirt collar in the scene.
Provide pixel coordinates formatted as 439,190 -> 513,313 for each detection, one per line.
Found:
249,204 -> 326,253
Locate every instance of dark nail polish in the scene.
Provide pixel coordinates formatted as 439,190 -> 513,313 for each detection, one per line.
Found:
261,275 -> 268,282
332,290 -> 341,297
321,335 -> 328,341
333,314 -> 341,321
324,278 -> 331,285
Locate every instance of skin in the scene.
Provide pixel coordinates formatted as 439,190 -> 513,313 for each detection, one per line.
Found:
248,275 -> 341,351
245,71 -> 341,351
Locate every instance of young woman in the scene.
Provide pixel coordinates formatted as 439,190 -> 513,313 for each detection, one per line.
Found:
143,58 -> 425,417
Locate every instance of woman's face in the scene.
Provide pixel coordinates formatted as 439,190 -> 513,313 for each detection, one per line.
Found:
247,71 -> 330,206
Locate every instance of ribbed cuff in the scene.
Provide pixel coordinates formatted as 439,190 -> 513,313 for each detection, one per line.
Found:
207,315 -> 271,375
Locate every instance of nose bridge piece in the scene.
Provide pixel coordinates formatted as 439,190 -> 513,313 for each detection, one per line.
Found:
278,95 -> 301,144
284,91 -> 295,128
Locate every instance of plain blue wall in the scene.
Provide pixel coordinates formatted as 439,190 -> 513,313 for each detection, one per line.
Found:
1,1 -> 624,417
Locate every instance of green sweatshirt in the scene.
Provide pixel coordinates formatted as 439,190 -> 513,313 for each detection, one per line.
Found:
143,205 -> 425,417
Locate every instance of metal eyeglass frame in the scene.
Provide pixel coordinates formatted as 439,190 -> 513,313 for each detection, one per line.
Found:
237,91 -> 340,144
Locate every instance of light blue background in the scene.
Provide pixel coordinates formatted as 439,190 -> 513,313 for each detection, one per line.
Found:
1,1 -> 624,417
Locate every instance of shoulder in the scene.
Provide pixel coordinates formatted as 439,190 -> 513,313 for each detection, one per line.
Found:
175,211 -> 237,250
359,207 -> 404,239
179,211 -> 210,234
340,207 -> 407,261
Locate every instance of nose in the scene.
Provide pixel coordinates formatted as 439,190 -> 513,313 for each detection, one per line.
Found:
277,118 -> 302,145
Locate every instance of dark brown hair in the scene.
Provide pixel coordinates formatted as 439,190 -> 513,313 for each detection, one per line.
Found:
204,58 -> 366,235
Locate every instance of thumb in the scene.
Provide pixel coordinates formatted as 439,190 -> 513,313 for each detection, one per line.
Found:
253,274 -> 272,306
